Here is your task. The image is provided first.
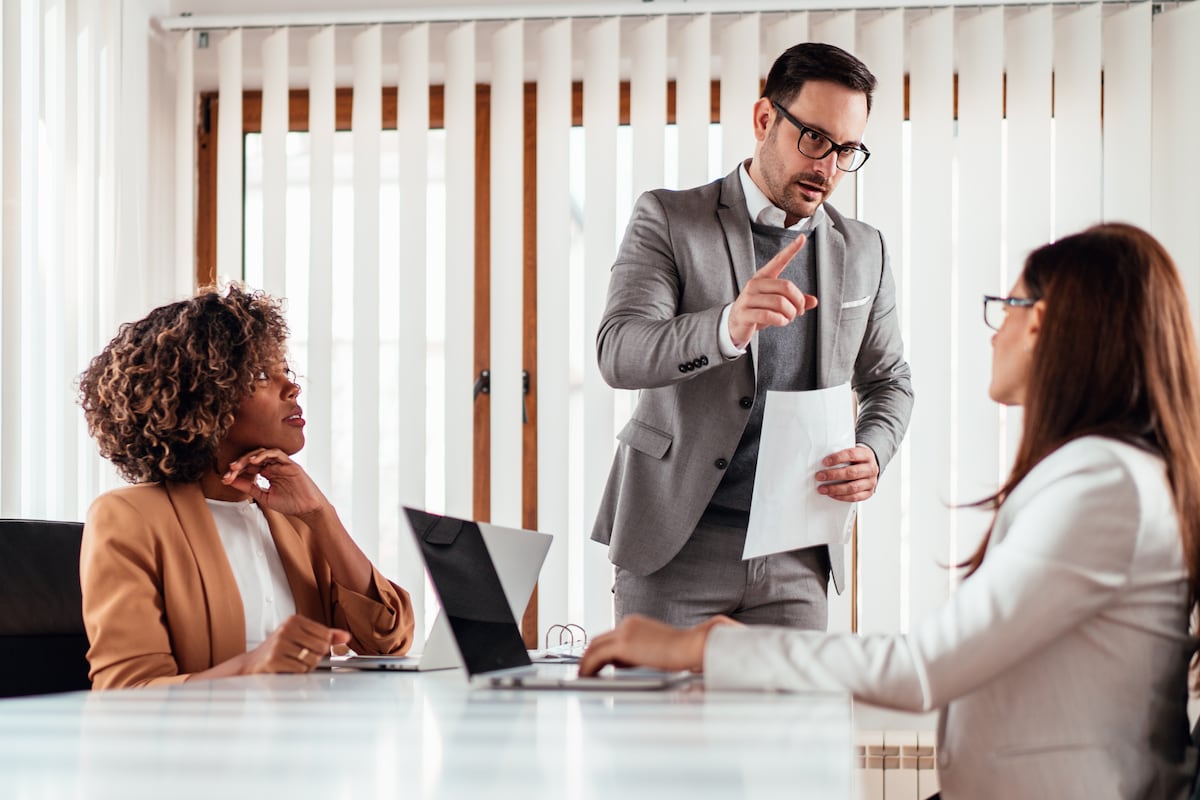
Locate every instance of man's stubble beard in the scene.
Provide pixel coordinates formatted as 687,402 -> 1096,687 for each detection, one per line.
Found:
758,129 -> 833,221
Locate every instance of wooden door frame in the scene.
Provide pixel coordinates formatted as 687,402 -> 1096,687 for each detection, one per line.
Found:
196,84 -> 541,640
195,79 -> 760,645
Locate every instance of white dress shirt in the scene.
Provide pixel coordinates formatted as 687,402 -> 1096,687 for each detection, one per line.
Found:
206,498 -> 297,651
718,161 -> 826,358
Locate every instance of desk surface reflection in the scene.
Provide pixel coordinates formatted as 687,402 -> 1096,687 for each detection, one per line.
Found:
0,667 -> 853,799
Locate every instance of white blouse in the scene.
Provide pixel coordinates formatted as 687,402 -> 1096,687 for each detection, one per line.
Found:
205,499 -> 297,650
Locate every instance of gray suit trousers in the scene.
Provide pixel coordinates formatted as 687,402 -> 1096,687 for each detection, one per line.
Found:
613,516 -> 830,630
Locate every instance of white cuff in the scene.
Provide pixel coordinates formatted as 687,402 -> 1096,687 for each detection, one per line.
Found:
718,304 -> 747,359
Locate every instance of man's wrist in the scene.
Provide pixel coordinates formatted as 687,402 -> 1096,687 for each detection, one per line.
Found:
856,442 -> 880,467
718,304 -> 748,359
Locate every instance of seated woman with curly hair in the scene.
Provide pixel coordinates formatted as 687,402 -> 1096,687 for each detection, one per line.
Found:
78,285 -> 414,689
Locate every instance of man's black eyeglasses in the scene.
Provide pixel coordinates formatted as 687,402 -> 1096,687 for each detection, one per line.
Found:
770,100 -> 871,173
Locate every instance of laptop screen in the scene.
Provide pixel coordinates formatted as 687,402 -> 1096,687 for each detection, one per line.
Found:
403,508 -> 533,676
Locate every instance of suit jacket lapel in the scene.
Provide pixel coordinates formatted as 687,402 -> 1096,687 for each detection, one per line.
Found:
718,168 -> 756,294
261,508 -> 326,624
165,481 -> 247,665
717,167 -> 760,383
814,212 -> 846,389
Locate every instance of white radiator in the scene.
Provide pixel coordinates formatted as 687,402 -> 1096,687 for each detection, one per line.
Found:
856,730 -> 939,800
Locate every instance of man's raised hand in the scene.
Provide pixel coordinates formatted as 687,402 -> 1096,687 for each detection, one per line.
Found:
727,234 -> 818,349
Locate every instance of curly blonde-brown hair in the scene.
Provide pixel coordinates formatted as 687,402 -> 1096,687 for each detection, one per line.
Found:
79,285 -> 290,484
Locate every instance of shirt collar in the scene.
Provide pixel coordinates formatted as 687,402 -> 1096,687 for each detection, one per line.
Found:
738,159 -> 825,232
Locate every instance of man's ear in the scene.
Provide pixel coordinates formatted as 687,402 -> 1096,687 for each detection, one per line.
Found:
752,97 -> 773,142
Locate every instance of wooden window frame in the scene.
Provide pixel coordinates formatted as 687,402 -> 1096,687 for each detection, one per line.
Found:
198,78 -> 922,643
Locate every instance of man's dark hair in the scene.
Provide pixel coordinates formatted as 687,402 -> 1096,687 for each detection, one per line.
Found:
761,42 -> 877,113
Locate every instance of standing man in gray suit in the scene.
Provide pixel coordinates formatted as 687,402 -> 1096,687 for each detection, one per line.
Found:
591,43 -> 913,630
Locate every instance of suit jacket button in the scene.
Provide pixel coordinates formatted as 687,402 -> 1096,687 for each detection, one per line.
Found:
700,356 -> 709,366
678,364 -> 687,373
692,358 -> 703,368
739,396 -> 752,409
714,458 -> 728,469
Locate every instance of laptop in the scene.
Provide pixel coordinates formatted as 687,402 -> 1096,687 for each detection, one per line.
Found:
321,514 -> 552,672
403,506 -> 696,691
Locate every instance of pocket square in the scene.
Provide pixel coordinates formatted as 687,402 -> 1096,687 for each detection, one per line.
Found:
840,295 -> 871,309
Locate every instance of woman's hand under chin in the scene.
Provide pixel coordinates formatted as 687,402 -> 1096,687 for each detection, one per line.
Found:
222,446 -> 374,598
222,448 -> 330,517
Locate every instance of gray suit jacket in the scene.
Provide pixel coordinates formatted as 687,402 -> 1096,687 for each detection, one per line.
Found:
591,168 -> 914,590
703,437 -> 1197,799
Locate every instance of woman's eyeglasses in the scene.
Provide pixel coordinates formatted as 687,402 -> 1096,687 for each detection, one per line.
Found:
254,366 -> 299,386
982,295 -> 1037,331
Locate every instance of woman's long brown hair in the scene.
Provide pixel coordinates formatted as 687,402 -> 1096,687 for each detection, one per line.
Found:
962,224 -> 1200,610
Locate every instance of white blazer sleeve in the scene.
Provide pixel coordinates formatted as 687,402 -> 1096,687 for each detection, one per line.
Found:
704,440 -> 1148,710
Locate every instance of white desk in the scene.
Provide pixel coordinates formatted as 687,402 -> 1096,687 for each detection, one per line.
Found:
0,668 -> 854,799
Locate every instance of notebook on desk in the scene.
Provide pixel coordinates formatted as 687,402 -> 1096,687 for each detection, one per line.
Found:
321,513 -> 553,673
403,506 -> 696,691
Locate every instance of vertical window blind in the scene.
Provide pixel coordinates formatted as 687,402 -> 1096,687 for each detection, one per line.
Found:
3,2 -> 1199,648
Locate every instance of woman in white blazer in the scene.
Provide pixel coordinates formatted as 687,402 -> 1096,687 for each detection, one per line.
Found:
580,223 -> 1200,800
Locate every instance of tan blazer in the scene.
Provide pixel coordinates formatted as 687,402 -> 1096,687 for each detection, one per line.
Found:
81,482 -> 415,690
704,437 -> 1197,799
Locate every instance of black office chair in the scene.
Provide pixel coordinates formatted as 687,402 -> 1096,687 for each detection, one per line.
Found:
0,519 -> 91,697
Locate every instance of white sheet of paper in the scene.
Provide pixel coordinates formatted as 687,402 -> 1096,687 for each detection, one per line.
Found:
743,384 -> 857,560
